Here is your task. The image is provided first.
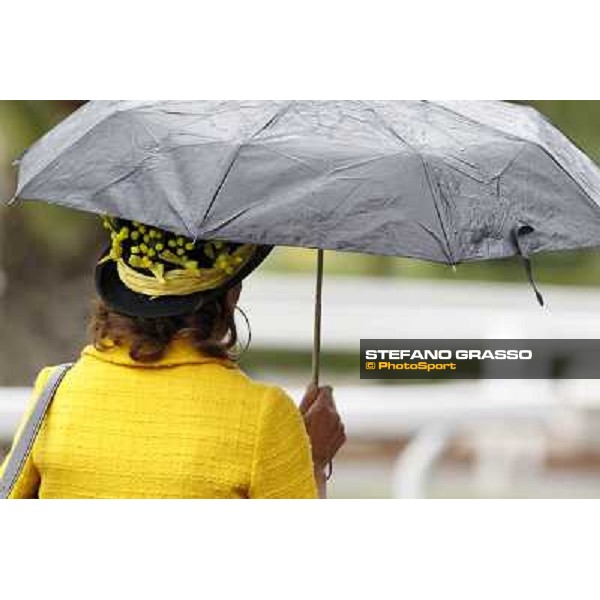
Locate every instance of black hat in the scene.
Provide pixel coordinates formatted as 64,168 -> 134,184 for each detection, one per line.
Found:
95,217 -> 272,318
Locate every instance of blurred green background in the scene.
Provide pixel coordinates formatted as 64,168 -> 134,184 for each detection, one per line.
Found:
1,101 -> 600,385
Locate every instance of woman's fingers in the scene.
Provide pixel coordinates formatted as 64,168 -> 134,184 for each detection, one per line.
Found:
309,387 -> 340,429
318,431 -> 345,467
311,386 -> 336,413
300,383 -> 333,414
317,385 -> 334,403
327,427 -> 346,459
301,384 -> 346,468
299,382 -> 319,414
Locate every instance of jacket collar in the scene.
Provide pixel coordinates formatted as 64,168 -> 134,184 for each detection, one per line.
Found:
81,337 -> 238,369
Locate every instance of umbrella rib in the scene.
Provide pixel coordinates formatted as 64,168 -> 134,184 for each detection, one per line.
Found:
428,101 -> 600,215
426,101 -> 533,144
198,204 -> 254,238
110,107 -> 200,235
365,103 -> 456,264
196,101 -> 296,230
527,142 -> 600,214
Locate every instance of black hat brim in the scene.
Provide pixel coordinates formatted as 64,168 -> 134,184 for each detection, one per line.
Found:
95,244 -> 273,318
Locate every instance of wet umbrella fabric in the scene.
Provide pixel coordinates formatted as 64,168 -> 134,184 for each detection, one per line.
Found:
10,100 -> 600,382
12,100 -> 600,267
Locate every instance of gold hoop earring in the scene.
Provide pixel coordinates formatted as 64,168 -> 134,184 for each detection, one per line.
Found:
231,305 -> 252,361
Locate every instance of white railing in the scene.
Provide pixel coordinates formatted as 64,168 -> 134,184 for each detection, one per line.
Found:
241,273 -> 600,347
2,379 -> 593,497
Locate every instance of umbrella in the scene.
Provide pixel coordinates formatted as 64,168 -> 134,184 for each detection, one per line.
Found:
9,100 -> 600,384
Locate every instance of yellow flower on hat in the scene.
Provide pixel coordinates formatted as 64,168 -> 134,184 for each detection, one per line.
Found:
215,252 -> 239,275
100,215 -> 259,296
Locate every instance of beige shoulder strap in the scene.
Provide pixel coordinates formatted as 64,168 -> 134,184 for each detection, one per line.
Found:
0,363 -> 72,499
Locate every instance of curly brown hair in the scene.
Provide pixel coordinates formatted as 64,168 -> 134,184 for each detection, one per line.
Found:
89,292 -> 239,363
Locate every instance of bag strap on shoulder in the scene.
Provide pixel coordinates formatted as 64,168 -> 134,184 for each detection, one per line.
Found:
0,363 -> 73,499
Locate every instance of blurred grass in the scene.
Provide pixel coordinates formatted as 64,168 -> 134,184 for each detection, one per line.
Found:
269,245 -> 600,288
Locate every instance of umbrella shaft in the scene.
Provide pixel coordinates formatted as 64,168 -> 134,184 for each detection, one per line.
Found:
312,249 -> 324,386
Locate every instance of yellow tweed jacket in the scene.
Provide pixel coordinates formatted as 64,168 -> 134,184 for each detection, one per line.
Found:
1,339 -> 318,499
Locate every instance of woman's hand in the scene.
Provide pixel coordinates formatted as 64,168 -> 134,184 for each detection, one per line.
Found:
300,384 -> 346,471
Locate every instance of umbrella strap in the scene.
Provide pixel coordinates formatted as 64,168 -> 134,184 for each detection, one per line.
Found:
0,363 -> 73,499
512,225 -> 544,307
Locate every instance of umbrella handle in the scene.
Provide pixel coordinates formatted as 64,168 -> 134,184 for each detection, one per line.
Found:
311,248 -> 324,386
311,249 -> 333,481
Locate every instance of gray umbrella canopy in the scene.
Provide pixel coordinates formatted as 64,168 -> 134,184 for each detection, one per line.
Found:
10,100 -> 600,388
12,100 -> 600,266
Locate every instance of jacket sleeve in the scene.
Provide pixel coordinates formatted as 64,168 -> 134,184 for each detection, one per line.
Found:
0,367 -> 54,499
249,385 -> 318,499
